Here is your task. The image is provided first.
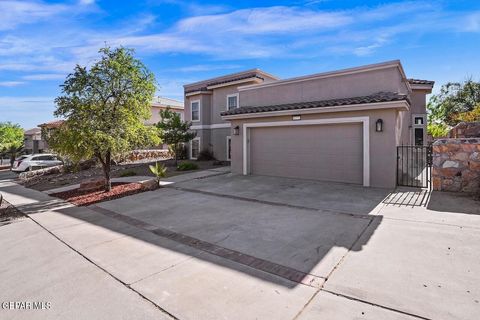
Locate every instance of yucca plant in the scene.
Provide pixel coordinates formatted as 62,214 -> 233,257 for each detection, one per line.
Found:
149,161 -> 167,186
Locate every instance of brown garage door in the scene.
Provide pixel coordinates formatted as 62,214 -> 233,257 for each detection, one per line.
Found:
249,123 -> 363,184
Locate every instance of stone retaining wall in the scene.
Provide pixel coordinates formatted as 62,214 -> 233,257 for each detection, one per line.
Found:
121,149 -> 171,163
432,138 -> 480,192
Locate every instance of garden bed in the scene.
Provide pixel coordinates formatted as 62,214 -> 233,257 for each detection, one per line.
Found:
23,159 -> 224,192
50,182 -> 146,206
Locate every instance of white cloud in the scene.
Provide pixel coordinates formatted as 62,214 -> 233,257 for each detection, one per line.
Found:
0,1 -> 479,76
176,6 -> 352,34
22,74 -> 66,81
79,0 -> 95,5
0,96 -> 56,129
0,0 -> 67,31
174,64 -> 241,72
464,11 -> 480,32
0,81 -> 25,87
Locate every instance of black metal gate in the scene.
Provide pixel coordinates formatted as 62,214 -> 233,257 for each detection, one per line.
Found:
396,145 -> 433,188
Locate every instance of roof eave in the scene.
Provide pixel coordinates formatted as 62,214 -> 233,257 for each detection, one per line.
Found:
221,100 -> 410,120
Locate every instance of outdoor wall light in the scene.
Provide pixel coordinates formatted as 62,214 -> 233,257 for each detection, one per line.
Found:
233,126 -> 240,135
376,119 -> 383,132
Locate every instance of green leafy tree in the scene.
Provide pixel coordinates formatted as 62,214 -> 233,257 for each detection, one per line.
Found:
455,104 -> 480,122
427,123 -> 450,138
428,79 -> 480,126
49,47 -> 160,191
156,108 -> 196,166
0,122 -> 24,166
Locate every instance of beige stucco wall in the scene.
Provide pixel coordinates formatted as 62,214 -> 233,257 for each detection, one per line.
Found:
229,108 -> 399,188
409,90 -> 428,114
239,67 -> 409,108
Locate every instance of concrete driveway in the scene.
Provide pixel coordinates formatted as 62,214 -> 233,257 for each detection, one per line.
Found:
1,170 -> 480,319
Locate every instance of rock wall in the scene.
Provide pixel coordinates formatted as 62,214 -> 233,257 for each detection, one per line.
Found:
121,149 -> 171,163
432,138 -> 480,192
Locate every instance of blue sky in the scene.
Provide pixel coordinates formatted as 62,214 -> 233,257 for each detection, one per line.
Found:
1,0 -> 479,129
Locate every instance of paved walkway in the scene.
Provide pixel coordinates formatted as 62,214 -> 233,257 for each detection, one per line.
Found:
1,169 -> 480,320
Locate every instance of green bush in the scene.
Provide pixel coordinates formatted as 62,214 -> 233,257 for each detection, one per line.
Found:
119,170 -> 137,177
168,143 -> 188,160
177,162 -> 199,171
427,123 -> 450,138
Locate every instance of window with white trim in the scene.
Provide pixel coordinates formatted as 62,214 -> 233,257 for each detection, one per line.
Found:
191,100 -> 200,121
227,94 -> 238,111
414,117 -> 424,125
226,136 -> 231,161
191,138 -> 200,159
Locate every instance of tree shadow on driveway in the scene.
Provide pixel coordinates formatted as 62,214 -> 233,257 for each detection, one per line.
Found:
3,176 -> 386,289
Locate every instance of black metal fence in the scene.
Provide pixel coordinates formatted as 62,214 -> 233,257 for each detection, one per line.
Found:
396,145 -> 432,188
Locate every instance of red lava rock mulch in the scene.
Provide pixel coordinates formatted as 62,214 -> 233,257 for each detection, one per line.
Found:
51,182 -> 145,206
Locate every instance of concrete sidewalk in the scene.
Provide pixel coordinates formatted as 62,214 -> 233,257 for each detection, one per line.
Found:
0,217 -> 173,320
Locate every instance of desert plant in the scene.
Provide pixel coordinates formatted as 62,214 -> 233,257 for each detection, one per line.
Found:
119,170 -> 137,177
149,162 -> 167,184
197,148 -> 215,161
176,162 -> 199,171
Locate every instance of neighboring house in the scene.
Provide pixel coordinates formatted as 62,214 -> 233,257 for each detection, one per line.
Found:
24,127 -> 47,154
37,120 -> 66,152
185,60 -> 434,188
35,97 -> 183,151
146,96 -> 184,125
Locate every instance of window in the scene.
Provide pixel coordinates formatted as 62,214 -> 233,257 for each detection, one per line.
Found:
414,117 -> 424,125
227,94 -> 238,111
191,100 -> 200,121
414,128 -> 424,146
226,136 -> 231,161
191,138 -> 200,159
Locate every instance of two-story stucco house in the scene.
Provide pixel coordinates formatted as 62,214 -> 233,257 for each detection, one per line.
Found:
183,70 -> 279,160
184,60 -> 434,188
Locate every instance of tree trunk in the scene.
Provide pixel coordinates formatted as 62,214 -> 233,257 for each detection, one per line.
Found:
96,151 -> 112,192
103,151 -> 111,192
9,153 -> 15,167
174,143 -> 179,167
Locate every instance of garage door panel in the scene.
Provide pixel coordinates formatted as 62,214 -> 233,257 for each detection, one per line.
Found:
250,124 -> 363,184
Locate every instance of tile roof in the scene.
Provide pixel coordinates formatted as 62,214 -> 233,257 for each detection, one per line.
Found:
38,119 -> 65,128
221,92 -> 409,117
408,78 -> 435,85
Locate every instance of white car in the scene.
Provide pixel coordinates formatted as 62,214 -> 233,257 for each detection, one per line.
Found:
11,154 -> 63,173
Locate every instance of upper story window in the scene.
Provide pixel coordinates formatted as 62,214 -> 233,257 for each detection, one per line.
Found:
191,100 -> 200,121
227,94 -> 239,111
414,117 -> 424,125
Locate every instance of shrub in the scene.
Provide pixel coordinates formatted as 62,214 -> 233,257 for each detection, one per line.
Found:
197,148 -> 215,161
119,170 -> 137,177
177,162 -> 199,171
149,162 -> 167,184
427,123 -> 450,138
168,143 -> 188,160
